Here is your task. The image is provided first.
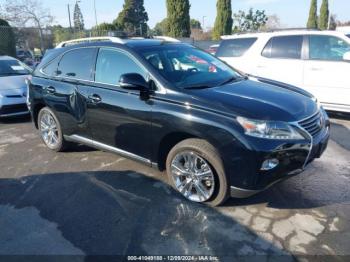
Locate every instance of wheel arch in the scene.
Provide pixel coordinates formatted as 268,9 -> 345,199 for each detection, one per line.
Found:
156,131 -> 200,171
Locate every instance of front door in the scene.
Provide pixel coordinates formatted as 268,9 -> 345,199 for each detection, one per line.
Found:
87,47 -> 153,162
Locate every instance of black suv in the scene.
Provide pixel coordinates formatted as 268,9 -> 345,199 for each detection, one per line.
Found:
28,37 -> 330,206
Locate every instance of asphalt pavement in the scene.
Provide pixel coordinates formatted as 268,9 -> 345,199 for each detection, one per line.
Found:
0,114 -> 349,261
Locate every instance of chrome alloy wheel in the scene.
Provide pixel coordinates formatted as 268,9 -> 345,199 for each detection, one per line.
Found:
40,111 -> 59,148
171,151 -> 215,202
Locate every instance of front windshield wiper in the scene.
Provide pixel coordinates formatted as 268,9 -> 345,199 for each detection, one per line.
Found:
218,77 -> 237,86
183,84 -> 213,90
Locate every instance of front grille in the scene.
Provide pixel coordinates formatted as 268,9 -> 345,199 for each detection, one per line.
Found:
0,104 -> 29,115
298,111 -> 323,138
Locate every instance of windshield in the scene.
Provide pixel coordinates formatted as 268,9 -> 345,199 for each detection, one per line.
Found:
0,59 -> 31,77
139,45 -> 242,89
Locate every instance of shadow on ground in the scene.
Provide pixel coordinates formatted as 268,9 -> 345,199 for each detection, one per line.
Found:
0,171 -> 289,259
0,115 -> 32,125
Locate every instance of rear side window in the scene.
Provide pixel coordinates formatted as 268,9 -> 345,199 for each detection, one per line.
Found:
262,35 -> 303,59
216,38 -> 257,57
57,48 -> 96,80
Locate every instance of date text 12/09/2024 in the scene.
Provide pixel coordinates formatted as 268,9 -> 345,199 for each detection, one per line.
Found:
127,256 -> 220,261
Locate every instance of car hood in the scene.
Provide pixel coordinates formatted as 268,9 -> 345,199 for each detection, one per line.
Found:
189,79 -> 318,122
0,75 -> 28,92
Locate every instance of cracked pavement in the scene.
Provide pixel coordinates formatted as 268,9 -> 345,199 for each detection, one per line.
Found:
0,115 -> 349,260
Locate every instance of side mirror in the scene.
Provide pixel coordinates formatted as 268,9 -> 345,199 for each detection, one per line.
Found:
119,73 -> 148,91
343,51 -> 350,61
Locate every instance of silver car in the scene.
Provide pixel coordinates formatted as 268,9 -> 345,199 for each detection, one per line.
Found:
0,56 -> 32,118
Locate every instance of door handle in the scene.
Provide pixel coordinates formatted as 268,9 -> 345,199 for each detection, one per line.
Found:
310,67 -> 323,71
257,65 -> 266,68
88,94 -> 102,104
45,86 -> 56,94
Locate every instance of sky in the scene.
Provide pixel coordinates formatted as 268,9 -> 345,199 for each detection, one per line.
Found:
44,0 -> 349,29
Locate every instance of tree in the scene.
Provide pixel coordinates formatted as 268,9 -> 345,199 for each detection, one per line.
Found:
153,18 -> 169,35
328,14 -> 337,30
166,0 -> 191,38
115,0 -> 149,37
233,8 -> 268,32
307,0 -> 318,29
319,0 -> 329,30
262,15 -> 282,30
1,0 -> 53,51
0,19 -> 16,56
51,25 -> 71,45
190,19 -> 202,30
73,1 -> 84,32
213,0 -> 233,40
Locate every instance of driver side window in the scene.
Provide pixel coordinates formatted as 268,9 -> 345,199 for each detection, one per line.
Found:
95,48 -> 147,86
309,35 -> 350,61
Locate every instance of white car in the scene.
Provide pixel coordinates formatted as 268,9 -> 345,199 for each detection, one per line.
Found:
217,30 -> 350,113
0,56 -> 32,118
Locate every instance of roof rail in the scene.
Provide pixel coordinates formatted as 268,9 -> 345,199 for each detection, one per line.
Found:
56,36 -> 126,48
153,36 -> 181,42
221,28 -> 322,38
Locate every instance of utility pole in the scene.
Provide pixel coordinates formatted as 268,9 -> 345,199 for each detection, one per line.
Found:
68,4 -> 72,32
202,16 -> 206,32
94,0 -> 98,28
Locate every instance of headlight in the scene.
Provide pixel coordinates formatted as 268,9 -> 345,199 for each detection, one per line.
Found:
237,117 -> 304,140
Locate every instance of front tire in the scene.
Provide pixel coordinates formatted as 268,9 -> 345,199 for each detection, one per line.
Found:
38,107 -> 68,152
166,139 -> 229,206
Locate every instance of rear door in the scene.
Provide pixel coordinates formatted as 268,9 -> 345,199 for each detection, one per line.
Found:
303,35 -> 350,110
53,47 -> 97,138
86,47 -> 153,162
216,37 -> 257,73
255,35 -> 305,87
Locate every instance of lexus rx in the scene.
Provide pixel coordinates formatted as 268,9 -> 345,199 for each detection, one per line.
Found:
28,37 -> 330,206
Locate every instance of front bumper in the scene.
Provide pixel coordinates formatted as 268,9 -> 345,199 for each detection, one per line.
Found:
229,115 -> 331,198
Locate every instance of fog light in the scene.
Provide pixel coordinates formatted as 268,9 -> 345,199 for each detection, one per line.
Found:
261,159 -> 279,171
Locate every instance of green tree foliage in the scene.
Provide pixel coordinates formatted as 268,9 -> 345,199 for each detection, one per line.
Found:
319,0 -> 329,30
0,19 -> 16,57
307,0 -> 318,29
190,19 -> 202,30
213,0 -> 233,40
233,8 -> 268,32
73,2 -> 84,31
328,15 -> 337,30
115,0 -> 149,36
153,18 -> 169,35
52,25 -> 72,45
166,0 -> 191,37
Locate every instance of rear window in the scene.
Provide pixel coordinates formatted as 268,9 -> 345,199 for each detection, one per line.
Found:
216,38 -> 257,57
57,48 -> 96,81
262,35 -> 303,59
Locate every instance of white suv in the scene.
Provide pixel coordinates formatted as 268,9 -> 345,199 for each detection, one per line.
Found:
217,30 -> 350,113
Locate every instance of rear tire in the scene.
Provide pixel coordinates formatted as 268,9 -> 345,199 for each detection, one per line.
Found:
38,107 -> 68,152
166,138 -> 229,206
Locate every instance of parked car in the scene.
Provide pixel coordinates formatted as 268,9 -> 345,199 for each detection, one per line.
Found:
217,30 -> 350,113
16,49 -> 35,67
28,37 -> 330,206
0,56 -> 32,118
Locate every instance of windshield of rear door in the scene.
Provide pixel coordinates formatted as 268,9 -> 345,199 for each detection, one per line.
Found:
138,45 -> 241,89
0,59 -> 31,77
